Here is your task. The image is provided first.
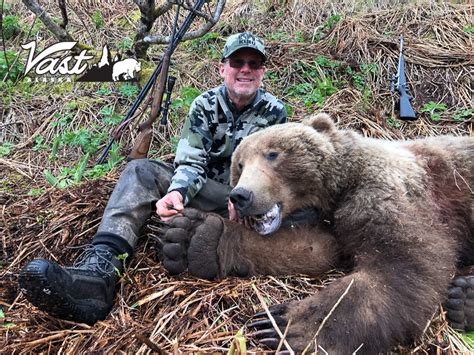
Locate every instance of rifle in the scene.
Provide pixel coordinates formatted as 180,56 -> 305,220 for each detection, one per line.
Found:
128,4 -> 180,160
390,36 -> 417,121
97,0 -> 207,164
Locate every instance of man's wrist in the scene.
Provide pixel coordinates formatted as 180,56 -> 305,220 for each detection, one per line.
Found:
169,187 -> 187,202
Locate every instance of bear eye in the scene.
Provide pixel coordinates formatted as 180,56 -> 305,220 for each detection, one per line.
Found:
238,162 -> 243,170
266,151 -> 279,161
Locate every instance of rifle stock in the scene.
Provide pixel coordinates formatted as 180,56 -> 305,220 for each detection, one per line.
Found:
128,126 -> 153,159
399,91 -> 417,120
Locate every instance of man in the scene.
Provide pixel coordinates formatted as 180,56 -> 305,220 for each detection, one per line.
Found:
19,32 -> 287,325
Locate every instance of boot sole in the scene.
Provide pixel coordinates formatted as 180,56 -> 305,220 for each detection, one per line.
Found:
18,259 -> 105,324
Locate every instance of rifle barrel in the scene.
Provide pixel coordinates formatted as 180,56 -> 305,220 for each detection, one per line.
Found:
97,0 -> 207,164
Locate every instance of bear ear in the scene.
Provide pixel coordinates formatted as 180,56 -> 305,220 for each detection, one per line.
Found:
303,113 -> 336,134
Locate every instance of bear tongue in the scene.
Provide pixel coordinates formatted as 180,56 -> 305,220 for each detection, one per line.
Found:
253,203 -> 282,236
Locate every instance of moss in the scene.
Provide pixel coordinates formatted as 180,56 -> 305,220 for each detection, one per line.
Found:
137,67 -> 155,87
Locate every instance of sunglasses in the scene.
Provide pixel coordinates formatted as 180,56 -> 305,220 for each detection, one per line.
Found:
226,58 -> 264,70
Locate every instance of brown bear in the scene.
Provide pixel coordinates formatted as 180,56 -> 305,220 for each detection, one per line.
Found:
161,113 -> 473,353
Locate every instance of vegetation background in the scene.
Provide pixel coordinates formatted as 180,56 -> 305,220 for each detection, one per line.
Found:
1,0 -> 473,352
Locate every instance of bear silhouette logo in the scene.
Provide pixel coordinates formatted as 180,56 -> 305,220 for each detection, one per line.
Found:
77,45 -> 141,82
112,58 -> 141,81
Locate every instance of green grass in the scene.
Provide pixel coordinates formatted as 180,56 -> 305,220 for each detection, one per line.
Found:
0,50 -> 25,83
0,308 -> 16,329
2,15 -> 21,39
453,108 -> 474,122
463,331 -> 474,347
420,101 -> 447,121
0,142 -> 15,157
92,9 -> 104,29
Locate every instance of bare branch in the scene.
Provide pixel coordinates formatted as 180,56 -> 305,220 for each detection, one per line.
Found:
133,0 -> 173,58
22,0 -> 73,42
179,0 -> 217,23
143,0 -> 226,45
58,0 -> 68,29
154,0 -> 174,18
67,3 -> 95,45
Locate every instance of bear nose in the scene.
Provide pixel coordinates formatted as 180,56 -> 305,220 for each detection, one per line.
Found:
229,187 -> 254,215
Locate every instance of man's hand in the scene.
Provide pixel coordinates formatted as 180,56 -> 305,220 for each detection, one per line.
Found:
156,190 -> 184,221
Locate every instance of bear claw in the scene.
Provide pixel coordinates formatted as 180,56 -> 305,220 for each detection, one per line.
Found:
252,329 -> 279,339
249,304 -> 290,349
259,338 -> 280,349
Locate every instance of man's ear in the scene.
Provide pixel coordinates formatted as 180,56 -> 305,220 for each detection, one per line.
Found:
303,113 -> 336,134
219,62 -> 225,78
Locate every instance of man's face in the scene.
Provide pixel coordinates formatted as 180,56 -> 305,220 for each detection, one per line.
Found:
219,48 -> 266,105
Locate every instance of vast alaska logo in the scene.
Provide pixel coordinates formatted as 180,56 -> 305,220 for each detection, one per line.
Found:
22,40 -> 141,83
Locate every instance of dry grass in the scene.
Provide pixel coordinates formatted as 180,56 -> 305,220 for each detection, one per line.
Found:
1,0 -> 473,353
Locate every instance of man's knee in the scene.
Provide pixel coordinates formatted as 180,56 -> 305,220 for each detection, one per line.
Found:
121,159 -> 173,190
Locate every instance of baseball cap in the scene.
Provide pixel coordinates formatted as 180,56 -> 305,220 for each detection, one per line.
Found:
221,32 -> 266,62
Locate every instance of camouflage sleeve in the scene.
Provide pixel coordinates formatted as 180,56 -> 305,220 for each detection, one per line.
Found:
168,98 -> 213,204
277,101 -> 288,124
263,93 -> 287,125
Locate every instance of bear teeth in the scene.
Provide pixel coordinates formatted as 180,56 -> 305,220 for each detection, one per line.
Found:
254,207 -> 276,222
252,204 -> 282,236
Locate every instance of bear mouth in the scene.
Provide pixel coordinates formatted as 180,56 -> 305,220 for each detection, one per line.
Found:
248,203 -> 282,236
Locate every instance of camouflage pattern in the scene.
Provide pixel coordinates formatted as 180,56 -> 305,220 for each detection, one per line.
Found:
221,32 -> 266,61
168,85 -> 287,204
97,159 -> 232,249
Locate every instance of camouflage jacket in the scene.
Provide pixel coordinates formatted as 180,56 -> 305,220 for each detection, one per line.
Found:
168,85 -> 287,204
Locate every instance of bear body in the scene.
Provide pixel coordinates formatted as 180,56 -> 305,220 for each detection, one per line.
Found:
162,113 -> 473,353
112,58 -> 141,81
225,114 -> 473,352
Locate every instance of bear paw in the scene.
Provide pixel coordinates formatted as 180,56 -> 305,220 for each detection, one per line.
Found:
445,275 -> 474,331
161,208 -> 225,279
187,212 -> 224,280
161,208 -> 207,275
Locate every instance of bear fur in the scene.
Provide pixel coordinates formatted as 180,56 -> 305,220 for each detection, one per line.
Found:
162,113 -> 473,353
162,207 -> 339,280
226,113 -> 473,353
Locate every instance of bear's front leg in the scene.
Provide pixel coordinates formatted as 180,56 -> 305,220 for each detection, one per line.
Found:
250,274 -> 370,352
161,208 -> 339,280
249,265 -> 447,354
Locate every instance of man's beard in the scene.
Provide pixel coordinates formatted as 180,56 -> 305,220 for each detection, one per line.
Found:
228,86 -> 256,103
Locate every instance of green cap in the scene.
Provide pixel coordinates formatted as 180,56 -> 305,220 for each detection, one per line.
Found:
221,32 -> 266,62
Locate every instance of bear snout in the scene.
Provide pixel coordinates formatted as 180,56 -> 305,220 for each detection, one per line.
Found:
229,187 -> 254,217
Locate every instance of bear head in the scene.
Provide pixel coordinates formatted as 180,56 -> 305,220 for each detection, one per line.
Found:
230,113 -> 341,235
